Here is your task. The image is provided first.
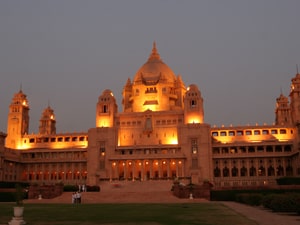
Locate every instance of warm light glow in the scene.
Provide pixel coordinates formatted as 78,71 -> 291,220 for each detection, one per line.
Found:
112,162 -> 116,166
16,136 -> 88,150
178,161 -> 182,164
128,161 -> 132,165
145,161 -> 149,165
187,117 -> 200,124
166,134 -> 178,144
138,162 -> 142,166
213,128 -> 295,144
97,118 -> 111,127
155,162 -> 158,166
163,161 -> 166,164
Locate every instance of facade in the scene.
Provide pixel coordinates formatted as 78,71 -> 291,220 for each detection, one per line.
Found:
1,43 -> 299,187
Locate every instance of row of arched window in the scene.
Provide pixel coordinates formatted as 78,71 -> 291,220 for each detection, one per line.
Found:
214,165 -> 293,177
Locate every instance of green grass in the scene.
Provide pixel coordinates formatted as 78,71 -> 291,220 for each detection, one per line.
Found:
0,203 -> 257,225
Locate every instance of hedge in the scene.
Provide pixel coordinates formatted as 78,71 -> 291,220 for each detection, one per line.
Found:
276,177 -> 300,185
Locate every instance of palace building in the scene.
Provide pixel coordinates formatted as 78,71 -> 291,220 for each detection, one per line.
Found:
0,43 -> 299,187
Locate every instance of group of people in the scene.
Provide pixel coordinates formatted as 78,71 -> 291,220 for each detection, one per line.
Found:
72,191 -> 82,204
71,184 -> 87,204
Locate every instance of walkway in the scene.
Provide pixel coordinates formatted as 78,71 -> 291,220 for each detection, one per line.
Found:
222,201 -> 300,225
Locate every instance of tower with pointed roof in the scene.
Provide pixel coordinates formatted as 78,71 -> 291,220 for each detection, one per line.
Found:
275,93 -> 292,125
39,106 -> 56,134
184,84 -> 204,124
6,90 -> 30,149
96,89 -> 118,127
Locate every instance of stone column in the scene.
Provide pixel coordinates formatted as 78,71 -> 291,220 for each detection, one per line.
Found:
141,161 -> 144,181
167,160 -> 170,178
150,160 -> 153,179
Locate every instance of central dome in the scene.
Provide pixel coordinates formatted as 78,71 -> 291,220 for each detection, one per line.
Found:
133,42 -> 176,84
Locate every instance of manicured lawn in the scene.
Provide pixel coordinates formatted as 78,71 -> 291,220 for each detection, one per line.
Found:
0,203 -> 257,225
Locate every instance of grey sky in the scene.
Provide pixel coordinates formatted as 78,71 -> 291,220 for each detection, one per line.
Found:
0,0 -> 299,133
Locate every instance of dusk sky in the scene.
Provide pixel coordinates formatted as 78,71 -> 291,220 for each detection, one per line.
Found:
1,0 -> 300,133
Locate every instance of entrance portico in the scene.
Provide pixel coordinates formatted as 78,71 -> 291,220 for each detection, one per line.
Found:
110,159 -> 185,181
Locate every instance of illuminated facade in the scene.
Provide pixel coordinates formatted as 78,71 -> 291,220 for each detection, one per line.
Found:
1,43 -> 299,187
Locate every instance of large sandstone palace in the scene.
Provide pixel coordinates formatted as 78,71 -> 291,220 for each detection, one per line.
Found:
1,43 -> 299,187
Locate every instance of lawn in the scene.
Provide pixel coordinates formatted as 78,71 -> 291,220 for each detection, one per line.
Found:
0,203 -> 257,225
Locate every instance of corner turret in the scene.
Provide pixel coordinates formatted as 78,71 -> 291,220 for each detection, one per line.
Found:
6,89 -> 30,149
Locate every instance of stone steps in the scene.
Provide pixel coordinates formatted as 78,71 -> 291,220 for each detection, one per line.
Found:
25,180 -> 207,204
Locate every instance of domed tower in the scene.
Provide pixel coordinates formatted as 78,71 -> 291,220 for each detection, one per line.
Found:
96,89 -> 118,127
184,84 -> 204,124
289,71 -> 300,125
6,89 -> 30,149
122,42 -> 186,112
275,93 -> 292,125
39,105 -> 56,134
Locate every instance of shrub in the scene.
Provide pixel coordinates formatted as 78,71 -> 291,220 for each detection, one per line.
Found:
276,177 -> 300,185
267,193 -> 300,213
236,193 -> 263,206
0,192 -> 15,202
64,185 -> 78,192
261,194 -> 276,209
210,190 -> 240,201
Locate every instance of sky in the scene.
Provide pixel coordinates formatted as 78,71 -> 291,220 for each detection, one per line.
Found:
0,0 -> 300,133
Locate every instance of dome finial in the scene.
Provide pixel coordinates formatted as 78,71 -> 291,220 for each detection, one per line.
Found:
148,41 -> 160,60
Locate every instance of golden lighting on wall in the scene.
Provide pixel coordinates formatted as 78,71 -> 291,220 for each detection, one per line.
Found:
166,136 -> 178,145
144,105 -> 156,111
97,118 -> 110,127
213,128 -> 294,144
187,117 -> 200,124
16,137 -> 88,150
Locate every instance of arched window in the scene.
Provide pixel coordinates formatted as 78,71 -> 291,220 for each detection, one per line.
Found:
286,166 -> 293,176
277,165 -> 284,176
231,167 -> 238,177
258,166 -> 265,176
190,100 -> 197,107
214,167 -> 221,177
103,105 -> 108,113
240,167 -> 247,176
268,166 -> 275,176
222,167 -> 229,177
249,166 -> 256,176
